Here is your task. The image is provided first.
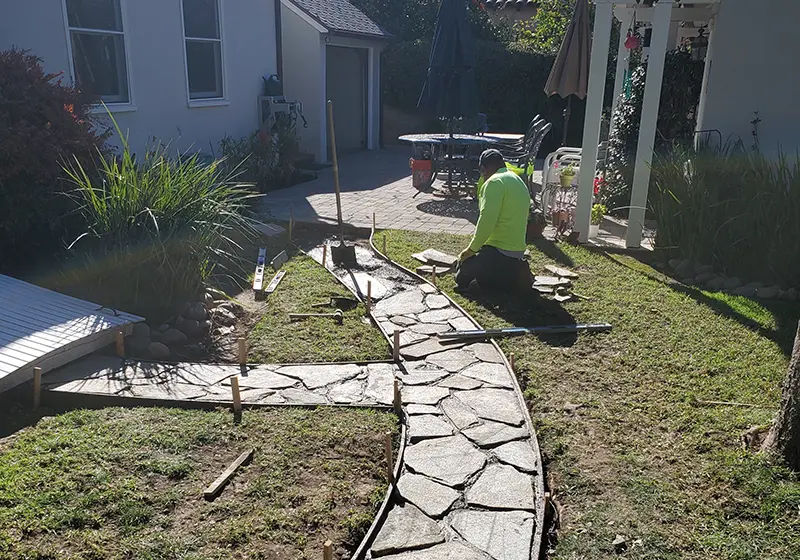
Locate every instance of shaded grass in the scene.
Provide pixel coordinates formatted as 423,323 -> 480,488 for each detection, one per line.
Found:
247,251 -> 389,364
381,229 -> 800,559
0,405 -> 397,559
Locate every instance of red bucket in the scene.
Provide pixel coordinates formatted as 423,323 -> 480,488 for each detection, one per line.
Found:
410,158 -> 433,191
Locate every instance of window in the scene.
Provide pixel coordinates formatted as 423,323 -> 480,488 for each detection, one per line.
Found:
65,0 -> 130,104
182,0 -> 224,100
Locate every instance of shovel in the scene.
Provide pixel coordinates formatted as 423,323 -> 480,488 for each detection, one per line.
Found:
326,100 -> 357,268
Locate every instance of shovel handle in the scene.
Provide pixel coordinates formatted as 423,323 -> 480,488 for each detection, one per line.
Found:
327,101 -> 345,242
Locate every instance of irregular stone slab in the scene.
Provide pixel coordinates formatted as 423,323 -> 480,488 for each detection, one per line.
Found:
425,294 -> 450,310
375,289 -> 428,317
401,338 -> 468,360
463,421 -> 529,447
127,382 -> 207,401
404,435 -> 486,487
418,308 -> 462,324
440,397 -> 481,430
437,375 -> 483,391
391,315 -> 418,327
259,392 -> 287,404
456,389 -> 524,426
370,503 -> 444,556
351,272 -> 389,300
378,542 -> 488,560
466,343 -> 504,364
402,386 -> 450,406
533,275 -> 570,286
396,473 -> 459,518
47,376 -> 131,396
545,264 -> 579,278
466,464 -> 535,511
450,510 -> 534,560
365,363 -> 395,405
406,403 -> 442,415
412,249 -> 458,268
460,363 -> 512,387
494,441 -> 538,473
410,323 -> 451,335
228,368 -> 297,390
408,414 -> 454,442
426,349 -> 477,373
400,370 -> 450,386
400,330 -> 429,347
449,316 -> 476,332
278,387 -> 329,405
419,283 -> 438,294
278,364 -> 361,389
238,388 -> 277,403
328,379 -> 364,404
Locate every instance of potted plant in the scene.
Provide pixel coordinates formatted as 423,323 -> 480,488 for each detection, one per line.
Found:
527,207 -> 547,241
559,163 -> 576,188
590,203 -> 607,238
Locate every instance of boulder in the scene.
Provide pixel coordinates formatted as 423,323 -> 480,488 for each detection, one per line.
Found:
187,302 -> 208,321
731,286 -> 755,298
199,320 -> 212,334
178,302 -> 192,316
674,259 -> 694,278
148,342 -> 170,360
694,272 -> 716,284
706,276 -> 726,291
160,328 -> 188,346
779,288 -> 798,301
132,323 -> 150,339
680,277 -> 695,286
756,286 -> 780,300
668,258 -> 681,270
722,277 -> 742,290
203,292 -> 215,308
126,335 -> 151,354
180,319 -> 202,337
211,307 -> 237,326
157,323 -> 171,333
694,264 -> 714,275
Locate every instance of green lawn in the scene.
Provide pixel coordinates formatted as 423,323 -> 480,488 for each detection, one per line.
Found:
381,229 -> 800,560
0,405 -> 397,560
247,251 -> 389,364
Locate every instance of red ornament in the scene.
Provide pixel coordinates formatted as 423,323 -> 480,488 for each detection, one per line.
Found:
625,30 -> 640,50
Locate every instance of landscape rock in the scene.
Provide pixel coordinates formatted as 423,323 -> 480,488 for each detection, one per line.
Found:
417,308 -> 461,324
440,397 -> 481,429
668,258 -> 681,270
179,319 -> 201,337
157,323 -> 171,333
199,320 -> 211,334
426,349 -> 477,372
756,286 -> 780,299
328,379 -> 364,404
722,277 -> 742,290
455,388 -> 525,426
450,510 -> 534,560
731,286 -> 756,298
694,263 -> 714,275
365,363 -> 394,405
461,362 -> 512,387
147,342 -> 171,360
408,414 -> 454,442
401,386 -> 450,406
178,302 -> 192,316
279,363 -> 361,389
694,272 -> 716,284
780,288 -> 798,301
187,302 -> 208,321
160,328 -> 188,346
396,473 -> 459,518
370,503 -> 444,556
706,276 -> 726,291
419,283 -> 437,294
493,440 -> 538,473
132,323 -> 150,339
211,307 -> 237,326
390,315 -> 418,327
437,375 -> 482,391
466,343 -> 504,363
126,335 -> 151,354
466,464 -> 535,510
744,281 -> 764,290
448,316 -> 476,332
463,420 -> 528,447
425,295 -> 450,310
374,289 -> 428,317
403,435 -> 486,487
674,259 -> 694,278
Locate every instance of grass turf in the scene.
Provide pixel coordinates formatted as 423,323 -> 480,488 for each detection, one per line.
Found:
0,405 -> 397,560
381,229 -> 800,560
246,251 -> 389,364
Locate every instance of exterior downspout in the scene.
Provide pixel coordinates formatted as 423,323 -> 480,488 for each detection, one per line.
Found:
275,0 -> 283,79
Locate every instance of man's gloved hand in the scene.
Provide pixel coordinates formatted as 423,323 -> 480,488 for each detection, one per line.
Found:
459,248 -> 476,263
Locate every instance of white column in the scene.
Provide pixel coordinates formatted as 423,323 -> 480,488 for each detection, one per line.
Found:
367,47 -> 376,150
694,17 -> 716,147
625,0 -> 673,248
609,16 -> 632,137
320,38 -> 328,162
575,1 -> 614,243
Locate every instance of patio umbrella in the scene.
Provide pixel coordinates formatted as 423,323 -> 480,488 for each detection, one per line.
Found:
418,0 -> 479,128
544,0 -> 591,145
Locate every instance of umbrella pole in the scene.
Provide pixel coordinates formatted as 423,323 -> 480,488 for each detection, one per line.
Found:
562,96 -> 572,146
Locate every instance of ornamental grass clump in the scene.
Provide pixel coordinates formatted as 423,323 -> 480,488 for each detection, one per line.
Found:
651,141 -> 800,286
57,132 -> 260,321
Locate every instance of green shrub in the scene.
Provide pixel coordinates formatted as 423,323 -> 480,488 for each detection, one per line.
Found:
54,131 -> 259,321
219,124 -> 301,193
651,142 -> 800,286
0,49 -> 108,267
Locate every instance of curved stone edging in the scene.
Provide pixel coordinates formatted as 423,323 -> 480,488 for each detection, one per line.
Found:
367,231 -> 546,560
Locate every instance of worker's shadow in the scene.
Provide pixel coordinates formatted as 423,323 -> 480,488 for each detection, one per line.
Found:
460,289 -> 579,348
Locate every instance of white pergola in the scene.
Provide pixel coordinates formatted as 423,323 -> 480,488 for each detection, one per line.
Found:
577,0 -> 720,248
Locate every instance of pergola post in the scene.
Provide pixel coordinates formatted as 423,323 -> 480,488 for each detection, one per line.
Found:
576,1 -> 614,243
695,15 -> 717,147
625,0 -> 674,248
609,17 -> 631,137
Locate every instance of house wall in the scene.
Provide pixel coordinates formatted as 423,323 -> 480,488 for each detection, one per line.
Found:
698,0 -> 800,154
280,4 -> 326,162
1,0 -> 278,154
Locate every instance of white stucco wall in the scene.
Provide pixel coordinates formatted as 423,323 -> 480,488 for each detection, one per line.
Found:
698,0 -> 800,154
1,0 -> 278,154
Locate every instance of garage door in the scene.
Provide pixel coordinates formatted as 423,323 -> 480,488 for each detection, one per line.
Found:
326,46 -> 367,155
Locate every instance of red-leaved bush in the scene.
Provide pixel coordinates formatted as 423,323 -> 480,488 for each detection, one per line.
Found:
0,49 -> 108,267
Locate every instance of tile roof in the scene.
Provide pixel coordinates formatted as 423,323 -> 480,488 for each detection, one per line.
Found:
286,0 -> 392,39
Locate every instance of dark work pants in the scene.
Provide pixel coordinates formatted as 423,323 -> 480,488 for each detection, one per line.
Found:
455,246 -> 532,293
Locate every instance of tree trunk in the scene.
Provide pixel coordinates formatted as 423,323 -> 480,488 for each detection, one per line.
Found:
762,321 -> 800,470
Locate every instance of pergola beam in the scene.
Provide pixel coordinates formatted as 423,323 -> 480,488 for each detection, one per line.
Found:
613,6 -> 714,23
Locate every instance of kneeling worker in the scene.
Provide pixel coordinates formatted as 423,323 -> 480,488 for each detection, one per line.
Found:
456,149 -> 532,293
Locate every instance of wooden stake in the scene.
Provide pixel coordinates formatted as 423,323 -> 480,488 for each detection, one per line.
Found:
322,244 -> 328,268
203,448 -> 254,501
115,330 -> 125,358
238,338 -> 247,365
393,378 -> 401,415
367,280 -> 372,311
382,234 -> 387,255
393,330 -> 402,361
231,376 -> 242,414
432,265 -> 437,287
33,367 -> 42,409
509,352 -> 516,372
384,431 -> 394,484
323,540 -> 333,560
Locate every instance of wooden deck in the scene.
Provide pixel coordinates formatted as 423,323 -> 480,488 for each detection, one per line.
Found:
0,275 -> 143,393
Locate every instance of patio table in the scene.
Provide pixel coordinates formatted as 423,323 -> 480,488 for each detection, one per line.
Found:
398,133 -> 499,197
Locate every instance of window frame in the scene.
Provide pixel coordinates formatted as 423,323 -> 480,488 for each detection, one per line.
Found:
61,0 -> 136,112
180,0 -> 229,107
